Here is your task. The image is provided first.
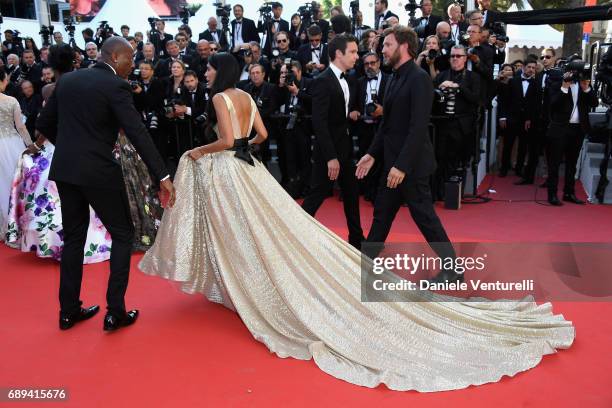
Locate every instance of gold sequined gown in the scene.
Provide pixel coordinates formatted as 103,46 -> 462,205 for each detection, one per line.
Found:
139,92 -> 575,392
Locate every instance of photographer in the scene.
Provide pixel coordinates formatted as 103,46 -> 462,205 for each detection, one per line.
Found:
268,31 -> 296,84
155,40 -> 192,79
276,60 -> 312,197
199,17 -> 229,51
149,19 -> 173,58
178,25 -> 197,54
243,63 -> 278,166
53,32 -> 64,46
297,25 -> 329,78
464,23 -> 493,107
262,2 -> 290,57
374,0 -> 398,31
412,0 -> 443,39
545,60 -> 598,206
132,61 -> 167,161
349,52 -> 388,201
311,3 -> 330,43
433,44 -> 481,199
446,3 -> 467,45
12,50 -> 42,91
416,35 -> 442,79
176,70 -> 208,147
81,42 -> 98,69
134,43 -> 159,68
231,4 -> 260,52
2,30 -> 23,58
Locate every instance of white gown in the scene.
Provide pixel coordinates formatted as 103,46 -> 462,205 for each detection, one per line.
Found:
139,91 -> 575,392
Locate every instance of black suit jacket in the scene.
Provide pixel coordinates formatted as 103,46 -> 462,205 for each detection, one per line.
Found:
498,75 -> 540,124
374,10 -> 399,30
243,81 -> 278,121
231,18 -> 260,49
180,83 -> 208,119
198,29 -> 229,50
482,9 -> 502,29
412,14 -> 443,38
297,43 -> 329,77
311,67 -> 353,162
433,69 -> 481,134
263,19 -> 291,55
36,63 -> 168,190
154,55 -> 193,79
368,60 -> 435,179
133,77 -> 166,116
355,72 -> 390,116
277,77 -> 313,115
548,83 -> 599,133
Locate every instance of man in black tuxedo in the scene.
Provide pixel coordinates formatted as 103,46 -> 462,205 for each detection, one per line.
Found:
176,70 -> 209,146
356,25 -> 459,283
312,6 -> 331,43
446,3 -> 468,45
199,17 -> 229,51
178,24 -> 198,55
151,19 -> 174,59
134,43 -> 160,69
545,65 -> 598,206
374,0 -> 399,31
154,40 -> 193,78
349,52 -> 389,202
262,2 -> 290,57
36,38 -> 176,332
231,4 -> 260,52
465,23 -> 494,107
478,0 -> 501,29
190,40 -> 211,83
302,34 -> 364,250
412,0 -> 443,39
297,25 -> 329,78
498,57 -> 540,181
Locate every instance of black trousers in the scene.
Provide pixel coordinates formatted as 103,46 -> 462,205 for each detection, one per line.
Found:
434,119 -> 473,200
56,181 -> 134,318
279,122 -> 312,187
545,123 -> 584,195
302,149 -> 364,248
366,176 -> 455,262
501,120 -> 533,175
355,121 -> 382,200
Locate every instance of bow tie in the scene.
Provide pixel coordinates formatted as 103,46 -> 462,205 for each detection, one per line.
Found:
522,77 -> 533,82
236,21 -> 242,24
311,47 -> 320,52
340,72 -> 347,79
367,76 -> 378,82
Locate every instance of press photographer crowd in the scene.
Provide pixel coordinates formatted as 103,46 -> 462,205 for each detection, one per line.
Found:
0,0 -> 609,256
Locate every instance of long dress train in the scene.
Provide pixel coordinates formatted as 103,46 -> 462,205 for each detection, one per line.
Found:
139,91 -> 575,392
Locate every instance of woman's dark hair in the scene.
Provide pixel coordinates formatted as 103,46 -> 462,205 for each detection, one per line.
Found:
0,68 -> 6,82
48,44 -> 75,75
501,63 -> 515,73
204,52 -> 240,141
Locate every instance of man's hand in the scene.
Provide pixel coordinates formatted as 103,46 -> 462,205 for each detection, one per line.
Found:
580,79 -> 591,92
467,53 -> 479,63
439,80 -> 458,90
160,178 -> 176,208
562,72 -> 573,89
327,158 -> 340,181
174,105 -> 187,115
349,110 -> 361,121
287,82 -> 299,96
499,118 -> 507,129
355,154 -> 375,179
315,63 -> 326,71
387,167 -> 405,189
524,120 -> 531,131
371,103 -> 383,118
133,84 -> 143,94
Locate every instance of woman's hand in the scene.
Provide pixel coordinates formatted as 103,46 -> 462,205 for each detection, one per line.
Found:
188,147 -> 205,161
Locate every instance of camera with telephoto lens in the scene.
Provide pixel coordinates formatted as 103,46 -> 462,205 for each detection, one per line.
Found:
434,87 -> 459,116
257,2 -> 274,32
427,49 -> 439,61
145,112 -> 159,130
298,2 -> 318,28
179,6 -> 192,25
365,89 -> 379,117
194,112 -> 209,126
490,22 -> 509,43
564,59 -> 592,83
214,2 -> 232,27
129,80 -> 141,90
286,104 -> 303,130
164,97 -> 185,116
283,58 -> 297,86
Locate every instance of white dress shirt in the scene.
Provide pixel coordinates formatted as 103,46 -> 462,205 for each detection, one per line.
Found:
329,62 -> 349,116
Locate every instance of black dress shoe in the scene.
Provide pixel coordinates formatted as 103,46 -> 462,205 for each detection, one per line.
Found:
59,305 -> 100,330
103,310 -> 139,332
514,178 -> 533,186
548,195 -> 563,206
429,270 -> 465,284
563,194 -> 586,205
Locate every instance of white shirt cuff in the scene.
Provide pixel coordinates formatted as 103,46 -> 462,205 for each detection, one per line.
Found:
186,107 -> 192,116
161,175 -> 170,181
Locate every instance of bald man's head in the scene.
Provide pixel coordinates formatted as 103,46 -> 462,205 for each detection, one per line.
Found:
100,37 -> 134,78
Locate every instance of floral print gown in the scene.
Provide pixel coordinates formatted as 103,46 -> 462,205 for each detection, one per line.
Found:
5,141 -> 112,263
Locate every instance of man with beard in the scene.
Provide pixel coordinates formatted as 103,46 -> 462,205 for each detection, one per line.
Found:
356,25 -> 459,283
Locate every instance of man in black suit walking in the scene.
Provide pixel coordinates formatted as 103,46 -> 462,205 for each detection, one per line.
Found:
356,25 -> 459,283
302,34 -> 364,250
36,38 -> 176,331
231,4 -> 260,52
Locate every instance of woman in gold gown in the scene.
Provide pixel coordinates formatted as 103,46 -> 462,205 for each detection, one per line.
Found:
139,52 -> 575,392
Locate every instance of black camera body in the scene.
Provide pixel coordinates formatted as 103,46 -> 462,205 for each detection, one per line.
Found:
490,22 -> 509,43
427,49 -> 439,61
284,58 -> 297,86
179,6 -> 192,25
565,59 -> 592,83
298,2 -> 319,28
365,90 -> 379,117
434,87 -> 459,116
214,2 -> 232,27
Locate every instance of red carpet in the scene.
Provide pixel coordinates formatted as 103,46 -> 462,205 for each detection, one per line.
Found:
1,176 -> 611,407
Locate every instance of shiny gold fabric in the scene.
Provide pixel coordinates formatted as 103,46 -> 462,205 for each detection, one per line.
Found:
139,94 -> 575,392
